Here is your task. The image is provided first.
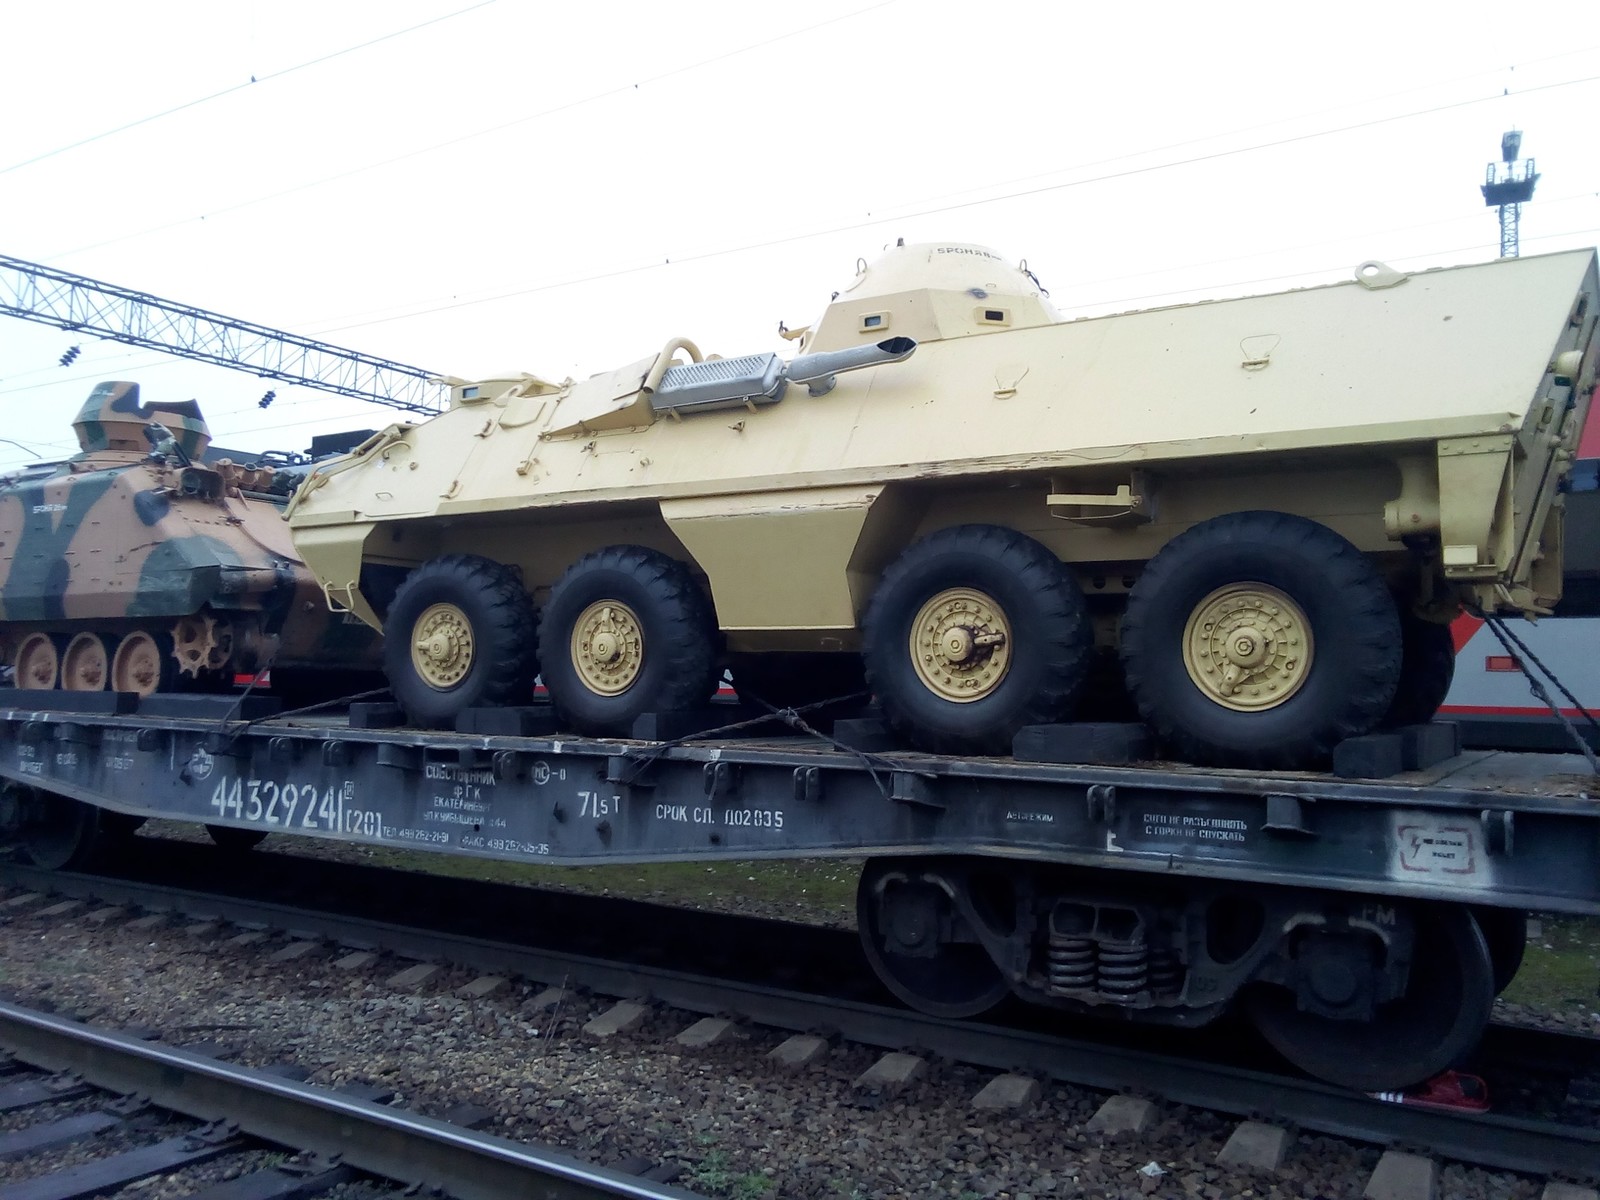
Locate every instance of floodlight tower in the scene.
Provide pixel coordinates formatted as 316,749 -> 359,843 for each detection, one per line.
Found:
1480,130 -> 1539,258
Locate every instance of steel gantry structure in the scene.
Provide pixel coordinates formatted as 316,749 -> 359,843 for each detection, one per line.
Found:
0,253 -> 448,415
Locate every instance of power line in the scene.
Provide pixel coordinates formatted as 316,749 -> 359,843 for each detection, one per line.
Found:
0,0 -> 499,176
305,69 -> 1600,338
46,1 -> 900,262
1055,225 -> 1600,314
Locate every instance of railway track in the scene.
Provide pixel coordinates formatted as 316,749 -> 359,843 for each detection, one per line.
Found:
0,998 -> 703,1199
2,845 -> 1599,1194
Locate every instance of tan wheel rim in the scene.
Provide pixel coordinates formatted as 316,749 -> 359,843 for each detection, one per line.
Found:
14,633 -> 59,690
410,602 -> 475,690
909,587 -> 1012,703
111,632 -> 164,696
61,634 -> 109,692
1182,582 -> 1314,712
570,600 -> 644,696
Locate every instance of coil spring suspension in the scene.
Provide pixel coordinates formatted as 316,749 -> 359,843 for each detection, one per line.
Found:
1096,941 -> 1149,998
1045,935 -> 1097,991
1149,947 -> 1183,996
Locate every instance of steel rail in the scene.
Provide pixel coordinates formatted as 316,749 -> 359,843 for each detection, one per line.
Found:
0,999 -> 704,1200
4,863 -> 1599,1179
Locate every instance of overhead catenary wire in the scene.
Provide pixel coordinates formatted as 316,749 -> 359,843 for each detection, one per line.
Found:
3,28 -> 1597,463
298,71 -> 1600,338
0,0 -> 501,176
42,0 -> 903,262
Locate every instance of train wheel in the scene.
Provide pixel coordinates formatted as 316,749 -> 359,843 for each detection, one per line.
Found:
3,785 -> 104,871
1120,511 -> 1401,769
1471,906 -> 1528,995
863,525 -> 1093,756
383,555 -> 538,729
540,546 -> 718,737
205,825 -> 269,852
60,633 -> 111,692
1246,904 -> 1494,1091
730,652 -> 867,712
13,632 -> 60,690
1382,610 -> 1456,728
856,859 -> 1010,1019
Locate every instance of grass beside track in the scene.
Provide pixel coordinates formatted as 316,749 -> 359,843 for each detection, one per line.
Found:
357,846 -> 862,926
1499,915 -> 1600,1024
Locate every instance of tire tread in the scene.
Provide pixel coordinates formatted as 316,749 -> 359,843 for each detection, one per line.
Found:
864,524 -> 1094,755
383,553 -> 538,727
1120,511 -> 1400,768
539,545 -> 718,735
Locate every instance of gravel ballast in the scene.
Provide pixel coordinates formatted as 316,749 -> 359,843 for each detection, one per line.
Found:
0,891 -> 1556,1200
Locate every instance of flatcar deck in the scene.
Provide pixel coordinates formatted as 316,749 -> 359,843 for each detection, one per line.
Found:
1,698 -> 1597,916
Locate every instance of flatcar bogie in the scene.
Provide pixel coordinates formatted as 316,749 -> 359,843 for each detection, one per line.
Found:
856,856 -> 1503,1091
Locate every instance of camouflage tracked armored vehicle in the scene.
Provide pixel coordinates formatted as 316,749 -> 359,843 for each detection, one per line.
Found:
286,244 -> 1600,768
0,381 -> 381,698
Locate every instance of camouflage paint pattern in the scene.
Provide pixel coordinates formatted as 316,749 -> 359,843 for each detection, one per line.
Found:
0,382 -> 382,688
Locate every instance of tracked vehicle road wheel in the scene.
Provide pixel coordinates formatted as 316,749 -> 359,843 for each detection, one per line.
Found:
1246,904 -> 1494,1091
1382,610 -> 1457,729
864,525 -> 1093,756
730,653 -> 867,713
13,632 -> 60,691
111,631 -> 177,696
384,555 -> 538,729
540,546 -> 718,737
61,633 -> 111,692
1120,511 -> 1401,769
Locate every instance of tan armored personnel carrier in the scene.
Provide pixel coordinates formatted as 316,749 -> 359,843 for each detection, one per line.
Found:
0,382 -> 382,700
286,243 -> 1600,768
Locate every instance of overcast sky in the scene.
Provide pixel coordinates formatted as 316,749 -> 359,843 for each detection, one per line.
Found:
2,1 -> 1598,469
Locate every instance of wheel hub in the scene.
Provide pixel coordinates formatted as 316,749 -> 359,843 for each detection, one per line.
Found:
1182,582 -> 1314,711
571,600 -> 644,696
112,632 -> 163,695
411,603 -> 475,689
14,633 -> 59,690
910,588 -> 1012,703
61,633 -> 108,691
857,861 -> 1011,1019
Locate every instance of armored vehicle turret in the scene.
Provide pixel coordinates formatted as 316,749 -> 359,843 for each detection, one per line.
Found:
0,381 -> 381,698
286,243 -> 1600,768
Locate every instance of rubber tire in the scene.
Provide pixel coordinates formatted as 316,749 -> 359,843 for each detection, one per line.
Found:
383,555 -> 537,729
1120,511 -> 1401,769
863,525 -> 1094,757
731,652 -> 867,712
539,546 -> 719,737
1383,610 -> 1456,728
